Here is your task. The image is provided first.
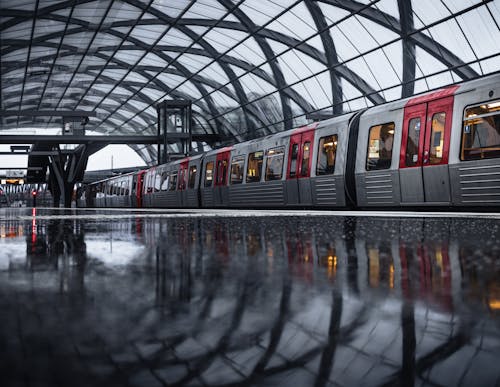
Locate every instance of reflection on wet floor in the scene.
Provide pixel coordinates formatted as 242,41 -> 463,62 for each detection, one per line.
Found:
0,208 -> 499,387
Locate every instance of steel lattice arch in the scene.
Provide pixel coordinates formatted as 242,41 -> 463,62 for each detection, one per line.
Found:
1,0 -> 499,164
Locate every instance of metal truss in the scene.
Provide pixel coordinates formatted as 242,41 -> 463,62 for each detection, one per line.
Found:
1,0 -> 495,164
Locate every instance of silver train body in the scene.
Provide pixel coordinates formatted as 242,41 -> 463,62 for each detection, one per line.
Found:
80,73 -> 500,209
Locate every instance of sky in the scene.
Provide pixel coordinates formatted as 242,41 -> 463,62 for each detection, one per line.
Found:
0,144 -> 146,174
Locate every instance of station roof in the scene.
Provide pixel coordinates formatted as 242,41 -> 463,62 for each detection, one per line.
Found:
1,0 -> 499,164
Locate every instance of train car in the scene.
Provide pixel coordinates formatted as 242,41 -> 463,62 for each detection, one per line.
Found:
78,72 -> 500,210
354,73 -> 500,207
200,147 -> 232,207
81,170 -> 145,208
450,76 -> 500,206
143,155 -> 203,208
226,131 -> 289,207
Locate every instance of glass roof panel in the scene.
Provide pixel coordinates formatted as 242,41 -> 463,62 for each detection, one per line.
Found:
157,27 -> 193,46
201,27 -> 247,55
412,0 -> 452,28
203,85 -> 238,109
479,55 -> 500,75
238,0 -> 289,26
33,19 -> 68,36
197,61 -> 231,86
128,24 -> 166,45
174,53 -> 213,74
107,1 -> 143,22
266,2 -> 317,40
425,21 -> 478,65
414,47 -> 454,88
456,6 -> 500,61
151,0 -> 191,18
265,39 -> 292,58
2,20 -> 33,40
238,72 -> 276,99
354,44 -> 402,92
185,0 -> 229,20
113,50 -> 145,66
71,1 -> 113,24
373,0 -> 401,20
137,52 -> 169,67
317,2 -> 353,24
123,72 -> 149,84
224,35 -> 268,64
3,0 -> 37,11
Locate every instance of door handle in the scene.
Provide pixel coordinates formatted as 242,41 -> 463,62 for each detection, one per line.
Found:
423,150 -> 429,164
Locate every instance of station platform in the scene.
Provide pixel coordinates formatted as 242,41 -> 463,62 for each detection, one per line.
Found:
0,207 -> 499,386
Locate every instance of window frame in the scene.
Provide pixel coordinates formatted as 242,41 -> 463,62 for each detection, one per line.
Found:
246,150 -> 264,183
204,161 -> 214,187
460,100 -> 500,161
188,165 -> 197,189
316,135 -> 338,175
230,155 -> 245,185
265,147 -> 285,181
366,122 -> 395,171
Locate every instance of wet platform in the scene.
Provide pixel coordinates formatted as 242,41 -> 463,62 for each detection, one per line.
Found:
0,207 -> 499,387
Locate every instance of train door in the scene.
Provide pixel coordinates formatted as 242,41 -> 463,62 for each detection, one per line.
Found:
135,171 -> 145,208
400,94 -> 454,204
286,129 -> 315,206
214,150 -> 230,206
177,159 -> 189,206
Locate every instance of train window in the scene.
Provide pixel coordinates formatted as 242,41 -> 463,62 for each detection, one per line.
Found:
301,142 -> 311,176
246,151 -> 264,183
160,170 -> 169,191
265,147 -> 284,181
405,118 -> 421,167
188,166 -> 197,189
204,162 -> 214,187
429,112 -> 445,164
366,122 -> 395,170
144,173 -> 151,194
154,171 -> 161,192
289,143 -> 298,177
169,173 -> 177,191
231,156 -> 244,184
316,135 -> 338,175
461,101 -> 500,160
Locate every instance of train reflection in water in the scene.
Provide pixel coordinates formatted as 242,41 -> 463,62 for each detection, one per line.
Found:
0,212 -> 499,386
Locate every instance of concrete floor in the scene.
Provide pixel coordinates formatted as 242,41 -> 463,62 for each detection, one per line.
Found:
0,207 -> 499,387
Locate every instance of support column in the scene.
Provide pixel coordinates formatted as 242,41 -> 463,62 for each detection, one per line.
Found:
47,144 -> 98,208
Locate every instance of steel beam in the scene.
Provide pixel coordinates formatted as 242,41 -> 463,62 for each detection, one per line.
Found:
0,110 -> 96,117
398,0 -> 416,97
0,135 -> 160,144
305,0 -> 343,115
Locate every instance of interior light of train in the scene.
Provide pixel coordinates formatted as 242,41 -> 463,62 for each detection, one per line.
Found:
487,101 -> 500,109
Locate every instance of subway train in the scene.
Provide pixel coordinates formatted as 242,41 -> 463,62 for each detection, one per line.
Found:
78,73 -> 500,209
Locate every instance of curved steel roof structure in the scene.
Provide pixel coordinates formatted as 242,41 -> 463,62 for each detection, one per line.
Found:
1,0 -> 499,164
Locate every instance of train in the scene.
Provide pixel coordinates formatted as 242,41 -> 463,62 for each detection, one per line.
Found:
77,73 -> 500,210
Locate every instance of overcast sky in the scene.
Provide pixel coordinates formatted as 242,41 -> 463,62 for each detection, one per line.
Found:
0,144 -> 146,174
